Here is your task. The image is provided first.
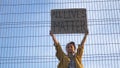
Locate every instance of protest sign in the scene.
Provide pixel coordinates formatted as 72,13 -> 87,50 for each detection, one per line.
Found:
51,8 -> 88,34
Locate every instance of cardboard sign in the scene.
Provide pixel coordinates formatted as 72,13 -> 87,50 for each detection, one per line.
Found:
51,8 -> 88,34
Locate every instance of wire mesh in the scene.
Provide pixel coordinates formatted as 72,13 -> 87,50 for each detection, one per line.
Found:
0,0 -> 120,68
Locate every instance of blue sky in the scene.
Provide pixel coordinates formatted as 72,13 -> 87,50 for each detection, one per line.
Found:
0,0 -> 120,68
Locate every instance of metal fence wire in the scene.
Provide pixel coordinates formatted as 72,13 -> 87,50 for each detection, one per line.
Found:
0,0 -> 120,68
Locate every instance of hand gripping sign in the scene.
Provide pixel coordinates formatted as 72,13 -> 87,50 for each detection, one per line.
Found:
51,8 -> 88,34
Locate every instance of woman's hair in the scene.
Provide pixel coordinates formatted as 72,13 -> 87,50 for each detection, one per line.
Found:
66,41 -> 76,50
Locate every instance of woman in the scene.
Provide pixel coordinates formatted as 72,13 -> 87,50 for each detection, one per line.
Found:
50,31 -> 88,68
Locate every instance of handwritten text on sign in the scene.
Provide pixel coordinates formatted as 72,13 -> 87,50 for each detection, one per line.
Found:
51,9 -> 88,34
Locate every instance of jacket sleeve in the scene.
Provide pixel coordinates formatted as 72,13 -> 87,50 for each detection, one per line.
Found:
54,43 -> 66,61
76,44 -> 84,58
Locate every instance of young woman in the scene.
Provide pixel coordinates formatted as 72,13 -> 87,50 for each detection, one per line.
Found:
50,31 -> 88,68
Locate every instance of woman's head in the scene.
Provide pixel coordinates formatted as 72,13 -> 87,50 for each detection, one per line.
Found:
66,42 -> 76,54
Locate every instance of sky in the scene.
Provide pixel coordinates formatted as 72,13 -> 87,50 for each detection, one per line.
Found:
0,0 -> 120,68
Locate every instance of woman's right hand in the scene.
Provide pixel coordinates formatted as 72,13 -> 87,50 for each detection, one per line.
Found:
50,30 -> 54,36
50,30 -> 59,44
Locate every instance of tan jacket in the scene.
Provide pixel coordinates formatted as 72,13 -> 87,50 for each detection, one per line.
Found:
54,43 -> 84,68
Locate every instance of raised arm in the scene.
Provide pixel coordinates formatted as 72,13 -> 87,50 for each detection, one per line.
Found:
50,31 -> 66,60
80,32 -> 88,48
50,31 -> 59,45
76,32 -> 88,57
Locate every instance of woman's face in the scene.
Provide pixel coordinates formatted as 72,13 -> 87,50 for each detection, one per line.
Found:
66,44 -> 75,53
